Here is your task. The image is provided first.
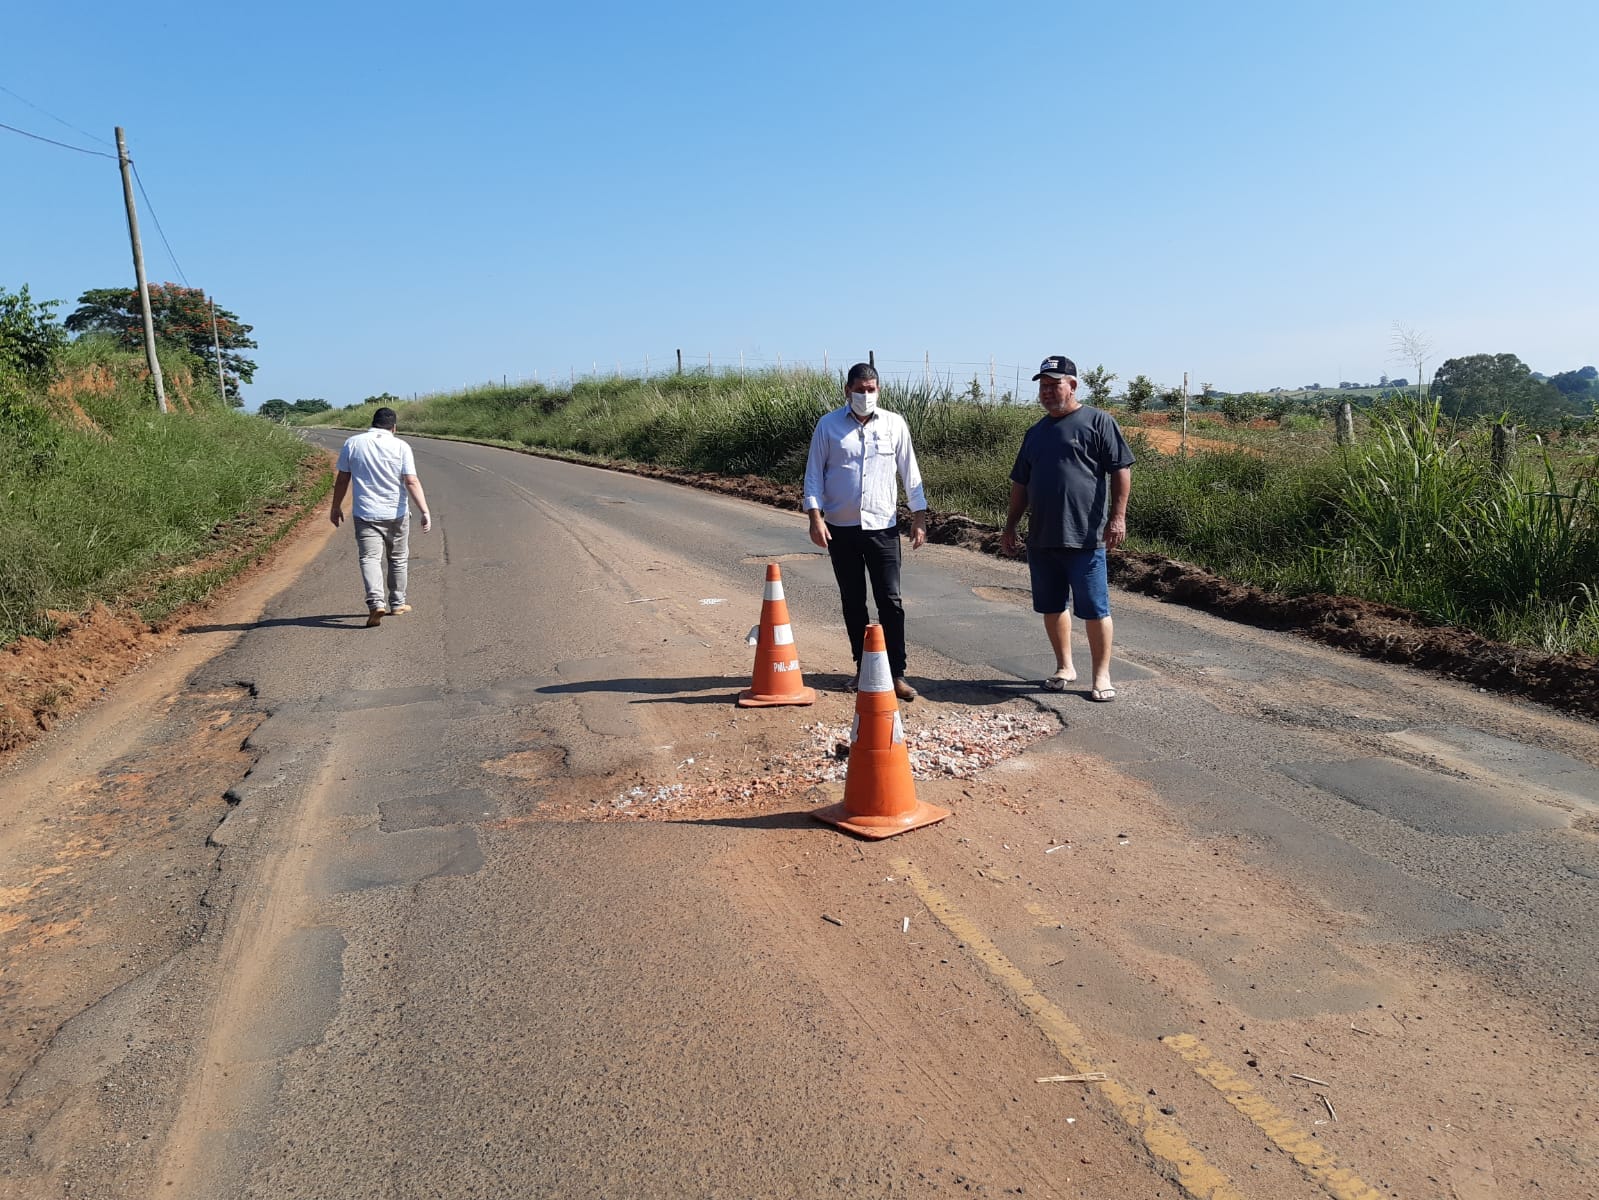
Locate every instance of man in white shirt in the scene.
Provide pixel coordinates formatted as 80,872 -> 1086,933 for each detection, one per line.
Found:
329,408 -> 433,627
802,363 -> 928,700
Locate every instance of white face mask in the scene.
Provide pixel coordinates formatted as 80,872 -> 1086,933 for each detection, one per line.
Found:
848,390 -> 877,417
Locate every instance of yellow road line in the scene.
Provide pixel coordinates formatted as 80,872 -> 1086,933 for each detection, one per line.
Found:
896,861 -> 1245,1200
1162,1034 -> 1383,1200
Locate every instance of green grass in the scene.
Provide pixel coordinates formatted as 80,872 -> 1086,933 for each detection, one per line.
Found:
1,341 -> 319,643
299,374 -> 1599,656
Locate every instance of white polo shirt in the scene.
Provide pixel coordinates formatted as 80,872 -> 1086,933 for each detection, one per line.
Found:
336,428 -> 417,521
802,405 -> 926,531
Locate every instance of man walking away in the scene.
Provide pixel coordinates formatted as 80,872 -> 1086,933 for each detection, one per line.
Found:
803,362 -> 928,700
1001,355 -> 1134,701
330,407 -> 433,627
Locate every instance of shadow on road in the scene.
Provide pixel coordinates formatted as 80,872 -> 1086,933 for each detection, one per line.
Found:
670,810 -> 823,830
180,613 -> 369,634
918,678 -> 1050,707
538,676 -> 755,706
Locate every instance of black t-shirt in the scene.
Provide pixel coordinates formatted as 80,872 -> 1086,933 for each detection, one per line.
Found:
1009,406 -> 1135,549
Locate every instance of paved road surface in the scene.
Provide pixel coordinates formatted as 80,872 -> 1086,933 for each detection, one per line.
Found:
4,430 -> 1596,1199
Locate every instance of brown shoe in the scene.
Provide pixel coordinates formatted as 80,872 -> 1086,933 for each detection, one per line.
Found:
893,677 -> 918,702
389,604 -> 413,616
366,607 -> 387,627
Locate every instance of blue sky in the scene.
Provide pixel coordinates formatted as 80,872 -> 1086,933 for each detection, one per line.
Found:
5,1 -> 1595,408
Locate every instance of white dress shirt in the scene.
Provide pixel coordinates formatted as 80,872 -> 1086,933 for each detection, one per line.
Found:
802,405 -> 926,531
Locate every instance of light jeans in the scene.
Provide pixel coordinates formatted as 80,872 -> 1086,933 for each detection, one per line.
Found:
354,516 -> 409,610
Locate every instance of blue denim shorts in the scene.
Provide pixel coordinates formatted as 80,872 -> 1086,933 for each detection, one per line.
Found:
1027,546 -> 1110,619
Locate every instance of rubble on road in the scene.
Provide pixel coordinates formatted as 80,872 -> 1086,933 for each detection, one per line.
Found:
605,706 -> 1057,813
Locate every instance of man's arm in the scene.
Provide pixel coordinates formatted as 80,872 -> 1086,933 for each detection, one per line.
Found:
1103,467 -> 1130,550
329,470 -> 351,527
802,420 -> 831,548
896,420 -> 928,550
403,474 -> 433,532
1000,481 -> 1029,556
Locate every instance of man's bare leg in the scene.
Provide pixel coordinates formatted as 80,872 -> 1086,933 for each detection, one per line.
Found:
1042,611 -> 1075,680
1085,615 -> 1114,694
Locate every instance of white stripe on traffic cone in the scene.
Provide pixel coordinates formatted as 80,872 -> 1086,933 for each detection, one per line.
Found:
858,648 -> 893,694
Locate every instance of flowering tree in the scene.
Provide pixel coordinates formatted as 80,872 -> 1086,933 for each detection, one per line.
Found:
66,284 -> 257,404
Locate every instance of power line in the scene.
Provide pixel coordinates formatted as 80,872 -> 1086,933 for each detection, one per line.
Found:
0,83 -> 113,148
130,161 -> 189,287
0,118 -> 116,158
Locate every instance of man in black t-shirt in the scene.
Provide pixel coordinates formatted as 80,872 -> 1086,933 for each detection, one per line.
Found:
1001,355 -> 1135,701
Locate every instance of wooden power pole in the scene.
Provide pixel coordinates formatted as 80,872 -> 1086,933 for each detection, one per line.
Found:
115,127 -> 167,414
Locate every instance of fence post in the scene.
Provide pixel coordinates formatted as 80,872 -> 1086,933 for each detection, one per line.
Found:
869,349 -> 875,369
1336,401 -> 1355,445
676,348 -> 682,374
1181,372 -> 1190,459
1491,423 -> 1517,475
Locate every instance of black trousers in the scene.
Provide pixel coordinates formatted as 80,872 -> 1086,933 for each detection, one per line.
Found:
825,522 -> 907,677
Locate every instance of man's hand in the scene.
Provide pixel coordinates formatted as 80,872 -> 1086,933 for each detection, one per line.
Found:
909,514 -> 927,550
330,508 -> 344,529
807,513 -> 830,549
1000,527 -> 1021,557
419,512 -> 433,533
1104,516 -> 1127,551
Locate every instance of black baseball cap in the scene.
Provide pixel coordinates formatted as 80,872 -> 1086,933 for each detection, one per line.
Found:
1032,355 -> 1077,381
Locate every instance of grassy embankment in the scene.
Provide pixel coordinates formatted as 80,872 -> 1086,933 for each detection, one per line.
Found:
1,338 -> 325,644
299,370 -> 1599,656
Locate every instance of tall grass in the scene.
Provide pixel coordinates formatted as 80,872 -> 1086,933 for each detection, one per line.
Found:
1,341 -> 315,642
299,377 -> 1599,655
1329,400 -> 1599,650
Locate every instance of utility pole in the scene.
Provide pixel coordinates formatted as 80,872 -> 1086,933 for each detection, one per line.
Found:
116,127 -> 167,413
208,298 -> 227,403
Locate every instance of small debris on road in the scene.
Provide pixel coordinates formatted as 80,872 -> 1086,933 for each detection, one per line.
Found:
1289,1073 -> 1331,1087
1036,1072 -> 1107,1083
901,917 -> 910,933
1318,1093 -> 1338,1121
822,914 -> 844,927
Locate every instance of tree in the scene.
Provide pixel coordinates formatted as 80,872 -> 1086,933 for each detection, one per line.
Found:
1551,366 -> 1598,398
1124,374 -> 1155,414
1432,353 -> 1571,422
291,398 -> 331,414
1219,392 -> 1264,423
0,285 -> 67,386
66,283 -> 257,404
1080,364 -> 1117,406
258,398 -> 292,422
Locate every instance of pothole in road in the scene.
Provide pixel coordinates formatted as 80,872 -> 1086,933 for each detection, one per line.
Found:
973,585 -> 1030,605
601,707 -> 1059,819
739,552 -> 825,565
481,746 -> 568,782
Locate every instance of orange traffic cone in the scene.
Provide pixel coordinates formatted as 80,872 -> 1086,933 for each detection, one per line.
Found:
813,624 -> 950,839
738,563 -> 817,707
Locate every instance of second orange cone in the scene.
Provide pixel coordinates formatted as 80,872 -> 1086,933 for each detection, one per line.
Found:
738,563 -> 816,707
813,623 -> 950,839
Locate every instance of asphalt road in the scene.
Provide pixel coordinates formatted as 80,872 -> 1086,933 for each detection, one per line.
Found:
8,430 -> 1598,1199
